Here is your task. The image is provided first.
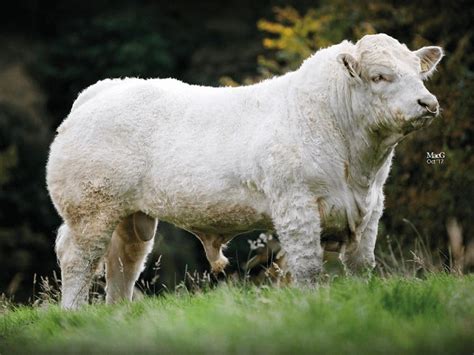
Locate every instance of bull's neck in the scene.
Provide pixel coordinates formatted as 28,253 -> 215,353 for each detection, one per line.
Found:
330,80 -> 402,190
291,66 -> 401,190
347,128 -> 398,190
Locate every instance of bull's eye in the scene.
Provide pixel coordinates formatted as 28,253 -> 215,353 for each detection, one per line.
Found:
371,75 -> 385,83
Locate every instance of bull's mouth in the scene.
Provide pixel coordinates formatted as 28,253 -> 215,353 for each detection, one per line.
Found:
411,115 -> 435,128
403,112 -> 437,132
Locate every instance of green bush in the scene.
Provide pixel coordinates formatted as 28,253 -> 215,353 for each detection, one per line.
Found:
0,103 -> 58,300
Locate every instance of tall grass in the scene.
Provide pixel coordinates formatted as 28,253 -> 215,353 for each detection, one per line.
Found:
1,230 -> 472,354
1,275 -> 473,354
0,228 -> 463,310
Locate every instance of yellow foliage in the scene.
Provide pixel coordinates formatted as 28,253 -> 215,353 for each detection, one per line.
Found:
218,76 -> 240,87
257,21 -> 288,35
254,4 -> 378,75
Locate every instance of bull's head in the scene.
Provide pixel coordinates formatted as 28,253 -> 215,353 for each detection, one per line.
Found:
337,33 -> 443,134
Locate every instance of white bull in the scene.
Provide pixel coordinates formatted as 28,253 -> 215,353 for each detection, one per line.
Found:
46,33 -> 443,309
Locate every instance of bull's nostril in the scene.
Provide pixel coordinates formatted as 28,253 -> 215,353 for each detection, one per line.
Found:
417,99 -> 427,108
418,99 -> 438,113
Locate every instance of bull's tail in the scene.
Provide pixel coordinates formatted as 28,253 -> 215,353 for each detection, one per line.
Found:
55,223 -> 70,265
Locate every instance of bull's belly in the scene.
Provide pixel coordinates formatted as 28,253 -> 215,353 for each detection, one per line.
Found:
153,202 -> 351,253
149,199 -> 273,236
144,184 -> 357,250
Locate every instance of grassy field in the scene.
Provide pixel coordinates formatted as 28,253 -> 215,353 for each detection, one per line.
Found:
1,275 -> 473,354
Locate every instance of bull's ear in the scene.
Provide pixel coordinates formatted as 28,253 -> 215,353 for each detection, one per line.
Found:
337,53 -> 360,79
414,46 -> 444,78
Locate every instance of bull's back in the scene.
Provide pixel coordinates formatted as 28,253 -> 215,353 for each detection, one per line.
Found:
47,78 -> 272,226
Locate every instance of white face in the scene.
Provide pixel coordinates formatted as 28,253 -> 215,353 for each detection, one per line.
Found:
338,34 -> 444,134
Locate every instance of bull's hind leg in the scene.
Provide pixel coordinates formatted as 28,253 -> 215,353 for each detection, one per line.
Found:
105,212 -> 157,304
194,233 -> 231,274
56,220 -> 113,309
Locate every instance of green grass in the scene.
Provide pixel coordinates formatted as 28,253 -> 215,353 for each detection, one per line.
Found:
1,275 -> 473,354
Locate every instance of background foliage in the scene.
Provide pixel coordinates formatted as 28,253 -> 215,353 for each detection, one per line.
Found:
0,0 -> 472,301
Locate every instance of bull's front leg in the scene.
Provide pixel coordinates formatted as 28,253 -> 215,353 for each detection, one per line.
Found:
342,195 -> 383,274
270,188 -> 323,284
